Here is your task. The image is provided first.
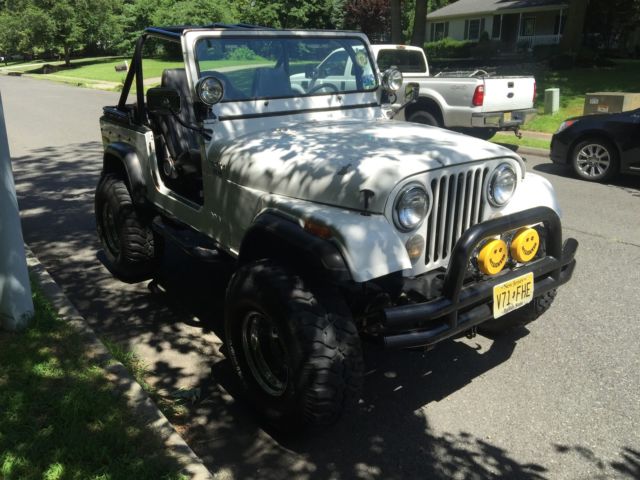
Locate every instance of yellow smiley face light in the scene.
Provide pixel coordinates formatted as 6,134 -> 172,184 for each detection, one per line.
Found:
510,227 -> 540,263
477,239 -> 508,275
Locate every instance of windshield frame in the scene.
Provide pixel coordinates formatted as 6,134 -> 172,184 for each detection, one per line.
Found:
189,30 -> 379,103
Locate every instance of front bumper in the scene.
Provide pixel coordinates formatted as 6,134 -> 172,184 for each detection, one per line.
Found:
378,207 -> 578,349
471,108 -> 537,128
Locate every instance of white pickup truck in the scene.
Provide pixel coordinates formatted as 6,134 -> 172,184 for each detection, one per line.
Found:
371,45 -> 537,139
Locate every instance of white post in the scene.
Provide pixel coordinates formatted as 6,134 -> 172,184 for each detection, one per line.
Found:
0,91 -> 34,331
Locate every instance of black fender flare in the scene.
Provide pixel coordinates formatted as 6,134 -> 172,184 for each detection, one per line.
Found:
238,212 -> 352,283
103,142 -> 148,207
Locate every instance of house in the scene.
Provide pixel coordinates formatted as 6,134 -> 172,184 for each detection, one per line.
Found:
427,0 -> 569,51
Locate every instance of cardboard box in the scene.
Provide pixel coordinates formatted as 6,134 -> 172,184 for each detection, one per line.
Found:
583,92 -> 640,115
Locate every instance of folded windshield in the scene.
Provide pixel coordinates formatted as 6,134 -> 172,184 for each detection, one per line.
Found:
195,36 -> 377,102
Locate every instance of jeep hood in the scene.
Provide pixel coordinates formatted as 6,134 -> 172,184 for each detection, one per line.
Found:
219,119 -> 520,213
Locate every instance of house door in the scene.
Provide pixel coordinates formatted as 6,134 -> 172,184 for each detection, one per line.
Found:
501,13 -> 519,49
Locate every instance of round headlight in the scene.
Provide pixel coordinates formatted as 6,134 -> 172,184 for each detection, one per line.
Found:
196,76 -> 224,105
394,186 -> 429,231
488,163 -> 517,207
382,66 -> 403,92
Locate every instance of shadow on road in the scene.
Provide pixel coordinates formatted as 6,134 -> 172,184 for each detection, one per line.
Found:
532,162 -> 640,194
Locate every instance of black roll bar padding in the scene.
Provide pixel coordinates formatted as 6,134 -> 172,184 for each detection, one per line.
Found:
441,206 -> 562,327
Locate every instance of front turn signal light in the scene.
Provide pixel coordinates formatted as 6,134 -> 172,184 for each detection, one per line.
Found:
510,228 -> 539,263
477,239 -> 508,275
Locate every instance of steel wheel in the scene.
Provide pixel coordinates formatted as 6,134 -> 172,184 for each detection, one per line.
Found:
572,139 -> 618,182
241,310 -> 289,396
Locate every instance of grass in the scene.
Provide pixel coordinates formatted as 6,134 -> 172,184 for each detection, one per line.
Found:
492,132 -> 551,150
0,282 -> 187,480
525,59 -> 640,133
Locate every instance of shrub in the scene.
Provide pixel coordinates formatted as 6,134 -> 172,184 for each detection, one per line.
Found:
424,38 -> 475,59
225,47 -> 263,61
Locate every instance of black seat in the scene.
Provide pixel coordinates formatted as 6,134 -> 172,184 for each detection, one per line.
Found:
251,67 -> 293,98
155,68 -> 201,177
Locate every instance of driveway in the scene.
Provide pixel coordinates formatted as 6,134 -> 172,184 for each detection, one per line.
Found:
2,75 -> 639,479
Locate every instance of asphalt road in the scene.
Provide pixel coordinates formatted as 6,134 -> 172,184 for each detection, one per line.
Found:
2,75 -> 639,480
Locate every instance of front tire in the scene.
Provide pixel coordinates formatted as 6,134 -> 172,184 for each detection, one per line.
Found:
225,259 -> 363,431
571,138 -> 619,182
481,289 -> 557,335
95,172 -> 160,281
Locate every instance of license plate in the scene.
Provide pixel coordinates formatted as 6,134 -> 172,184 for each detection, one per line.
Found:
503,112 -> 512,122
492,272 -> 534,318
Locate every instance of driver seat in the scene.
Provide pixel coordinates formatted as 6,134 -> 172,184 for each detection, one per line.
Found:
154,68 -> 202,179
252,67 -> 292,98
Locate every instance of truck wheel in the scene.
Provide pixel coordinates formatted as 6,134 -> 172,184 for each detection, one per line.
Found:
480,289 -> 557,335
225,259 -> 363,430
571,138 -> 619,182
408,110 -> 440,127
95,172 -> 160,281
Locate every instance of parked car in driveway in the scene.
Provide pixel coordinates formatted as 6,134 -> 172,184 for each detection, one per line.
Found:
550,108 -> 640,182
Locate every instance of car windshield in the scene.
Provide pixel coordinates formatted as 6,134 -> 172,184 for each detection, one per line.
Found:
195,36 -> 377,102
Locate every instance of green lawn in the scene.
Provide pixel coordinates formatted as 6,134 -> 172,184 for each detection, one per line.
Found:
492,132 -> 551,150
525,59 -> 640,133
0,283 -> 186,480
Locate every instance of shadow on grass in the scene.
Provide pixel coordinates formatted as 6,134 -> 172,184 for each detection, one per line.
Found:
0,285 -> 185,480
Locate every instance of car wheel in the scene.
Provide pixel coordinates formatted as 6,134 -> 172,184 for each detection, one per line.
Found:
480,289 -> 557,335
95,172 -> 160,280
225,259 -> 363,431
469,128 -> 498,140
408,110 -> 440,127
571,138 -> 619,182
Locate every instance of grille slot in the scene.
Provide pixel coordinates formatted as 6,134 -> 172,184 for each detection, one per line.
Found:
425,168 -> 488,267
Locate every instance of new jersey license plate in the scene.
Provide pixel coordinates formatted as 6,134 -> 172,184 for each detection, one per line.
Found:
503,112 -> 512,122
492,272 -> 534,318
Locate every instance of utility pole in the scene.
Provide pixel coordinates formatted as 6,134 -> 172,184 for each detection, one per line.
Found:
0,91 -> 33,331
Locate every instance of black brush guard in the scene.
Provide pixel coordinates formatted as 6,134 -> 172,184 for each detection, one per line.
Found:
379,206 -> 578,349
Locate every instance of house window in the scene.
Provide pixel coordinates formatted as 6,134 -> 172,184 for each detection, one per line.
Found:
467,18 -> 481,40
520,17 -> 536,37
430,22 -> 449,41
492,15 -> 501,39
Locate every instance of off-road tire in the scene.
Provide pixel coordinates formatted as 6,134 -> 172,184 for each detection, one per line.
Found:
95,172 -> 160,281
408,110 -> 440,127
480,289 -> 557,335
225,259 -> 363,431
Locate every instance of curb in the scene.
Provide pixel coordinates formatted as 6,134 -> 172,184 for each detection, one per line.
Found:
25,246 -> 214,480
515,146 -> 550,157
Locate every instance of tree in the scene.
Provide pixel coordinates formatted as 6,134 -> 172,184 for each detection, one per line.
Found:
344,0 -> 390,40
410,0 -> 427,46
560,0 -> 589,54
390,0 -> 402,43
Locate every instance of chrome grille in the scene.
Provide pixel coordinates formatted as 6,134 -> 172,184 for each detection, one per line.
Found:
425,167 -> 488,267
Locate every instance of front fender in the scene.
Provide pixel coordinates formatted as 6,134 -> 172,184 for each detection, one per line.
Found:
500,172 -> 562,218
257,196 -> 411,283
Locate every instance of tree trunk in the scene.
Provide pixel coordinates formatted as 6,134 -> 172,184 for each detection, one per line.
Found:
390,0 -> 402,43
411,0 -> 428,46
560,0 -> 589,54
64,45 -> 71,67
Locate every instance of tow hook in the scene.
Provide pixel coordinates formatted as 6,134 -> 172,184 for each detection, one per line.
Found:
514,126 -> 523,139
466,326 -> 478,339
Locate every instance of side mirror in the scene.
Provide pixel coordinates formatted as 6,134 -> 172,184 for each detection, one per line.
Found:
147,87 -> 181,115
405,82 -> 420,102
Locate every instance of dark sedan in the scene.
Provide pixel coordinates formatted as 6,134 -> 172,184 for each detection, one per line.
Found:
550,108 -> 640,182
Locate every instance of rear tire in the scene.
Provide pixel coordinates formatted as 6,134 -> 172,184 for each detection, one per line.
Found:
481,289 -> 557,335
95,172 -> 160,281
469,128 -> 498,140
225,259 -> 363,431
408,110 -> 440,127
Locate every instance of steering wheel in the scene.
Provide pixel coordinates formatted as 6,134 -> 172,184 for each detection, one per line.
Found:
307,82 -> 339,95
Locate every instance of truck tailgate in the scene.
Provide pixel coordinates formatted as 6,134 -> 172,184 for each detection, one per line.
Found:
482,77 -> 535,112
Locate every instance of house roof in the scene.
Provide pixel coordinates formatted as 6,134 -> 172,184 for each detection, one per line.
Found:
429,0 -> 568,20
